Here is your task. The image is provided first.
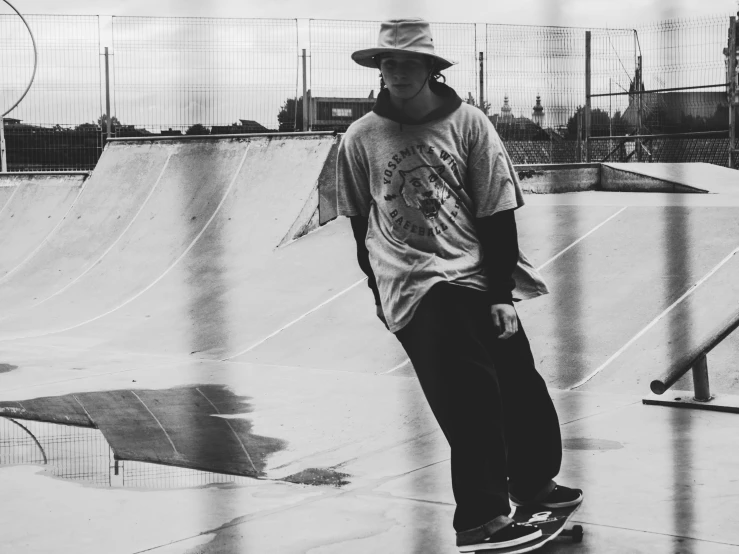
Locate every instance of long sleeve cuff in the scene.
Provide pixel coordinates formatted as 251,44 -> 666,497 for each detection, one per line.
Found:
475,209 -> 519,306
349,216 -> 381,306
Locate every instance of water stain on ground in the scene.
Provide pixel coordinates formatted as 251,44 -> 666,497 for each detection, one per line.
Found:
0,364 -> 18,374
0,384 -> 286,478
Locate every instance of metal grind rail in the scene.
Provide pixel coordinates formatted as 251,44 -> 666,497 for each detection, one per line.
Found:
644,307 -> 739,413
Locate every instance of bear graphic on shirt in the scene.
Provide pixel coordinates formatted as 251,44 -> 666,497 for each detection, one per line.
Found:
398,165 -> 449,220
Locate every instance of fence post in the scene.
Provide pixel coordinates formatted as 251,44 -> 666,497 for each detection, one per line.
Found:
0,119 -> 6,172
585,31 -> 591,163
479,52 -> 485,113
729,16 -> 737,169
636,55 -> 643,162
104,47 -> 112,141
302,49 -> 309,132
576,111 -> 583,162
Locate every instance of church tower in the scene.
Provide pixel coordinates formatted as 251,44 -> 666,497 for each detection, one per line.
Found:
532,93 -> 545,127
500,95 -> 513,123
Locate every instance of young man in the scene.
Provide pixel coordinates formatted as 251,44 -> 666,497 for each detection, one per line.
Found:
336,18 -> 582,552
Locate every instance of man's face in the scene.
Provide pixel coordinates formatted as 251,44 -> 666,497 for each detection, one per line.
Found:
379,53 -> 432,100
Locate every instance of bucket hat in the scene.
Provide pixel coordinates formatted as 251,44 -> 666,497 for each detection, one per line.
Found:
351,18 -> 456,70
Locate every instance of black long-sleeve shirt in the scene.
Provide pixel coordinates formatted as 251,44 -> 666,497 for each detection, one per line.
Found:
350,208 -> 518,307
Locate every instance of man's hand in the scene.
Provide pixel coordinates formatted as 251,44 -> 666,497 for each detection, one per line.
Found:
491,303 -> 518,339
376,304 -> 389,329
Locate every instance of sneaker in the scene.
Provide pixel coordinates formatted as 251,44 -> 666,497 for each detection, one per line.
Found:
510,484 -> 583,509
457,522 -> 542,552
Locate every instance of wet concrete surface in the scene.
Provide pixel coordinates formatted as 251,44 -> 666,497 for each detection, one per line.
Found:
1,154 -> 739,552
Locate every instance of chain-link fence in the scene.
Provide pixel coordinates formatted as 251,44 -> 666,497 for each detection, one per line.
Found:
484,25 -> 636,163
638,15 -> 731,131
1,14 -> 736,169
1,14 -> 102,171
590,14 -> 735,165
112,17 -> 298,136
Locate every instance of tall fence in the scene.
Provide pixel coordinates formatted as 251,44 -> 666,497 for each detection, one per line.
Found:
0,14 -> 102,171
1,14 -> 736,170
112,17 -> 298,134
485,25 -> 636,163
588,14 -> 735,166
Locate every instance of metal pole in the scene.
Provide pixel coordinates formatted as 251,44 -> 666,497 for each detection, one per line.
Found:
728,16 -> 737,169
576,111 -> 583,162
302,49 -> 309,132
104,47 -> 112,140
479,52 -> 485,113
0,118 -> 7,172
609,79 -> 613,160
636,55 -> 643,162
585,31 -> 591,163
692,355 -> 713,402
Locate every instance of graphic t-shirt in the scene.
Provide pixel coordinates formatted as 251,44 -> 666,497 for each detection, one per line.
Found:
337,100 -> 548,333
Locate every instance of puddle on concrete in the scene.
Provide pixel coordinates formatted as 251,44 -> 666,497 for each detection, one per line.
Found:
0,363 -> 18,374
563,438 -> 624,451
0,384 -> 287,478
0,416 -> 260,489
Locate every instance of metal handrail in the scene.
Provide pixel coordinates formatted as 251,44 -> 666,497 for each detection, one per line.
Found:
650,309 -> 739,396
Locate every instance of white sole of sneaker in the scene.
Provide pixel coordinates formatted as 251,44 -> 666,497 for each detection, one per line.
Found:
458,529 -> 543,552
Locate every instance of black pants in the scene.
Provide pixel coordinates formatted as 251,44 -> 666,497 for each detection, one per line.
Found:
395,282 -> 562,532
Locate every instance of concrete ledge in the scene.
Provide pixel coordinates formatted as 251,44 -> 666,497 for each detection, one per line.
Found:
309,153 -> 724,226
601,164 -> 705,193
515,163 -> 601,194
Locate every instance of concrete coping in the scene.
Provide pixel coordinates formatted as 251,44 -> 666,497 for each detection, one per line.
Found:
0,171 -> 89,176
108,131 -> 337,142
513,162 -> 737,195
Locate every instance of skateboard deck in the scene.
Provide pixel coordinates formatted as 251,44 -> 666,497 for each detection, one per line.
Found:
474,502 -> 583,553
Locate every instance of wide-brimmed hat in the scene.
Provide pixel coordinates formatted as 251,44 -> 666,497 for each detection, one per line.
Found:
351,18 -> 456,70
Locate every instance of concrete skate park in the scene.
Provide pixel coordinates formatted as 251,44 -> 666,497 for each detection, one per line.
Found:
1,132 -> 738,553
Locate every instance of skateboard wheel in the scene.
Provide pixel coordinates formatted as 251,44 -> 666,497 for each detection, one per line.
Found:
571,525 -> 584,543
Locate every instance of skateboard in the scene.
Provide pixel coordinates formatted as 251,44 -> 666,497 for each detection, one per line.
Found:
475,502 -> 583,553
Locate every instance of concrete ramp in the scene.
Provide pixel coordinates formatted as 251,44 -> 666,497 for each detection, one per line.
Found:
603,162 -> 738,194
0,173 -> 86,277
0,134 -> 338,343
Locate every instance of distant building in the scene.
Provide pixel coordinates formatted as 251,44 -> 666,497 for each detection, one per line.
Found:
160,128 -> 182,136
499,95 -> 514,123
488,94 -> 551,140
532,94 -> 544,127
309,95 -> 376,131
211,120 -> 270,135
238,119 -> 269,133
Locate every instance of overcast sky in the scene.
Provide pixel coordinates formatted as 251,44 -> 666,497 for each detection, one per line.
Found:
6,0 -> 739,27
3,0 -> 737,128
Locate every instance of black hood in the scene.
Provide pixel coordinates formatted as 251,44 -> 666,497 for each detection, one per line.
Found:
372,82 -> 463,126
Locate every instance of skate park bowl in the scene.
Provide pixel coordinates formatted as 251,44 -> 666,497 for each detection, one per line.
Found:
0,134 -> 738,553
